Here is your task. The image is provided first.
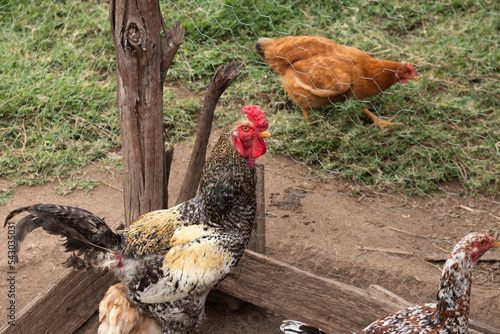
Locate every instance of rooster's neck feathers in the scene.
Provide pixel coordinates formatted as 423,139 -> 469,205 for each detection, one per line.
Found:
197,123 -> 256,233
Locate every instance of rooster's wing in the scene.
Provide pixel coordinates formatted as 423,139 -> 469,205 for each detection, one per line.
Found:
133,232 -> 238,304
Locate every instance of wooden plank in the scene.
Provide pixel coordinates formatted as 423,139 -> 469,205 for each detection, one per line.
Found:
248,163 -> 266,254
367,284 -> 413,307
217,250 -> 397,332
0,269 -> 116,334
217,250 -> 498,334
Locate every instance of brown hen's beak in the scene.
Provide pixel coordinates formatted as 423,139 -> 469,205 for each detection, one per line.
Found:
260,130 -> 272,138
411,75 -> 418,81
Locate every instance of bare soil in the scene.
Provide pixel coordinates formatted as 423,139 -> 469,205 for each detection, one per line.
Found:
1,130 -> 499,333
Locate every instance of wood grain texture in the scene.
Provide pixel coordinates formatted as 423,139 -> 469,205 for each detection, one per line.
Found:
110,0 -> 184,225
248,163 -> 266,254
0,269 -> 116,334
217,250 -> 395,332
217,250 -> 497,334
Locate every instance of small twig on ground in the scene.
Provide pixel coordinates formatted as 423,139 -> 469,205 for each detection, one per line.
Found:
432,242 -> 448,253
490,213 -> 500,222
452,160 -> 468,183
458,204 -> 487,214
100,180 -> 122,192
387,226 -> 421,237
358,246 -> 413,257
425,261 -> 443,272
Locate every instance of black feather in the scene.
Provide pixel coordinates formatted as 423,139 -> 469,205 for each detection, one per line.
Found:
255,41 -> 265,60
298,325 -> 326,334
4,204 -> 122,264
64,253 -> 91,270
281,321 -> 328,334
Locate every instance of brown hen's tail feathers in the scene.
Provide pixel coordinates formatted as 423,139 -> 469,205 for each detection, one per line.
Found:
255,37 -> 275,60
281,320 -> 329,334
4,204 -> 121,265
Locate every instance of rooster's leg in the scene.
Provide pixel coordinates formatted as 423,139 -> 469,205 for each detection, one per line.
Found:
301,107 -> 311,123
362,108 -> 403,128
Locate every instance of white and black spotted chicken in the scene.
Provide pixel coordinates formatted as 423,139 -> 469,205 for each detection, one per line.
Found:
280,232 -> 499,334
5,106 -> 271,334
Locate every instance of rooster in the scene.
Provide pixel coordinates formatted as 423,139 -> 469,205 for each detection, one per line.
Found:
280,232 -> 499,334
5,106 -> 271,334
256,36 -> 418,127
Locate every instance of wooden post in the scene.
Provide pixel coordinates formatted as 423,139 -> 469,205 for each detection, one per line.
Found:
248,163 -> 266,254
110,0 -> 184,225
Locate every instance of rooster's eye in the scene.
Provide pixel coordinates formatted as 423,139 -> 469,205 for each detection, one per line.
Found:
480,241 -> 485,246
242,126 -> 250,131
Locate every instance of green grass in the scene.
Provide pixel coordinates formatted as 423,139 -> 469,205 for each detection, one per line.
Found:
0,0 -> 118,193
0,0 -> 498,198
0,1 -> 205,196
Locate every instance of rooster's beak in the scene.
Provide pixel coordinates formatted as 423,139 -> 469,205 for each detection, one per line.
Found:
260,130 -> 272,138
492,240 -> 500,248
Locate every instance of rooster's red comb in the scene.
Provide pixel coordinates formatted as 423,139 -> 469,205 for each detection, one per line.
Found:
243,105 -> 268,128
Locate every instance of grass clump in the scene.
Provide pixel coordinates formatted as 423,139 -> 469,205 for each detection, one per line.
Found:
0,0 -> 119,193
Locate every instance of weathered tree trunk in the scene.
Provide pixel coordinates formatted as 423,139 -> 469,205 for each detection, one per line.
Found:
110,1 -> 184,225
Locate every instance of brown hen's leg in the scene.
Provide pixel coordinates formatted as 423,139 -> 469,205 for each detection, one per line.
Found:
301,107 -> 311,123
362,108 -> 403,128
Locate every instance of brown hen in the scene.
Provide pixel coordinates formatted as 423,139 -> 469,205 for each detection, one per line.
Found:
256,36 -> 418,127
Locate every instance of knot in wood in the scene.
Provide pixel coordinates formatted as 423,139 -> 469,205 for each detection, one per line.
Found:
126,23 -> 141,44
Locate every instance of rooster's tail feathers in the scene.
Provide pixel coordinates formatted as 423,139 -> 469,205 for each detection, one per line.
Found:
5,204 -> 121,264
280,320 -> 328,334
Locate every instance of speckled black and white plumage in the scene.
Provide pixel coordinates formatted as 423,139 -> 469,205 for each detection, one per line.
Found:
280,232 -> 499,334
5,107 -> 271,334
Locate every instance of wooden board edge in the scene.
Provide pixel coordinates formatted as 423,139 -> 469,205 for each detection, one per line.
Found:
1,268 -> 116,334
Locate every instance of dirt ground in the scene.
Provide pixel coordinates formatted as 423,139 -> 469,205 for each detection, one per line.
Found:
1,128 -> 499,333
